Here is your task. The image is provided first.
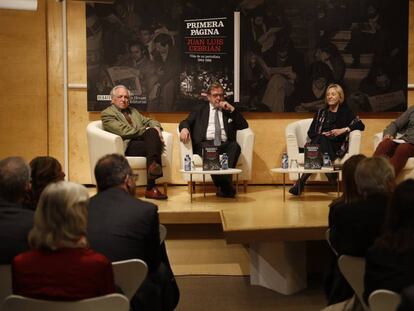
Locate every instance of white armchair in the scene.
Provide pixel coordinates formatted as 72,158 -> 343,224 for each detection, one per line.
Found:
177,127 -> 255,192
373,132 -> 414,181
86,121 -> 173,192
285,118 -> 362,180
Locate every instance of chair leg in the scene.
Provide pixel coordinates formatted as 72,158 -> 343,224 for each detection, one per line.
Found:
163,183 -> 168,195
187,182 -> 196,193
243,180 -> 248,193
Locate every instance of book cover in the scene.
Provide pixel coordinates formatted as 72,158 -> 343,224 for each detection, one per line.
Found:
202,145 -> 220,170
304,144 -> 322,169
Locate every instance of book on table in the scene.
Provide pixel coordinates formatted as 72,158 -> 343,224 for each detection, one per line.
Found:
202,145 -> 220,170
304,144 -> 322,169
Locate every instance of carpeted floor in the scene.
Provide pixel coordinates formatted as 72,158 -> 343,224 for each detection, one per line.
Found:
175,275 -> 326,311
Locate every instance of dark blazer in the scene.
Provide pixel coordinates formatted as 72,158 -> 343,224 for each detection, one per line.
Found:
329,193 -> 388,257
179,103 -> 248,154
87,187 -> 161,273
364,246 -> 414,302
0,198 -> 34,264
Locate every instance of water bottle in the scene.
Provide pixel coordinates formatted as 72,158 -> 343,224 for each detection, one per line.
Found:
281,152 -> 289,169
221,153 -> 229,170
323,152 -> 332,167
184,155 -> 191,171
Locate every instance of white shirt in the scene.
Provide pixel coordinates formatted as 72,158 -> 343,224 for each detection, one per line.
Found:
206,104 -> 227,142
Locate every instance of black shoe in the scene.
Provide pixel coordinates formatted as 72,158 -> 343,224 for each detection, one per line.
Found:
289,181 -> 304,196
216,186 -> 236,198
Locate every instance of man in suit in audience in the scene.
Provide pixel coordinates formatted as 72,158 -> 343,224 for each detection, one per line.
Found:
179,82 -> 249,198
87,154 -> 178,311
0,156 -> 34,264
101,85 -> 167,200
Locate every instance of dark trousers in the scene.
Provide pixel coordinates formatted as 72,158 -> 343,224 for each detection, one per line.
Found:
125,128 -> 164,184
195,140 -> 241,191
374,139 -> 414,176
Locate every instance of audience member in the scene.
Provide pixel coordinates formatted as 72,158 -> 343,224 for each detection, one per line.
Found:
102,85 -> 167,199
398,284 -> 414,311
289,84 -> 365,195
0,157 -> 33,264
179,82 -> 249,198
329,156 -> 395,256
364,179 -> 414,302
87,154 -> 178,311
373,106 -> 414,178
12,181 -> 115,300
324,154 -> 366,305
24,156 -> 65,210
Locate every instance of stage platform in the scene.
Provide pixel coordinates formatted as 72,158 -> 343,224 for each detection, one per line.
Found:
150,185 -> 334,240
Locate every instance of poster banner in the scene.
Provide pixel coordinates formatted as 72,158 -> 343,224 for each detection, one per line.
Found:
86,0 -> 235,112
179,16 -> 234,110
86,0 -> 408,113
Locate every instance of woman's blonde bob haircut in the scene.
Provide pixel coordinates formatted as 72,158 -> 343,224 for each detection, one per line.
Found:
28,181 -> 89,250
325,83 -> 345,105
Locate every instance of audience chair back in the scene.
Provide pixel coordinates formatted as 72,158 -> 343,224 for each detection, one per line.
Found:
1,293 -> 129,311
368,289 -> 401,311
86,120 -> 173,192
0,265 -> 12,303
112,259 -> 148,300
338,255 -> 369,311
177,127 -> 254,192
285,119 -> 362,180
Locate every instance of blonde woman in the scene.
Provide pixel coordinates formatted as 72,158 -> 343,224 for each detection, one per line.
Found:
289,84 -> 365,195
12,181 -> 115,300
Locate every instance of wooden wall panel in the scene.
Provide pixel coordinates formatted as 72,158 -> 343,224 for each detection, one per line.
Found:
0,1 -> 47,160
47,0 -> 64,164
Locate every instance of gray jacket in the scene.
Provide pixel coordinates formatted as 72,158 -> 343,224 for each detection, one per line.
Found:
384,106 -> 414,144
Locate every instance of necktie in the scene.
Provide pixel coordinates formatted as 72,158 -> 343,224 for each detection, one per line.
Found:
122,110 -> 133,126
214,108 -> 221,146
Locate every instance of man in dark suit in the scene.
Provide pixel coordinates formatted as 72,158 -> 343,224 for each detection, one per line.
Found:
0,156 -> 34,264
179,82 -> 249,198
87,154 -> 178,311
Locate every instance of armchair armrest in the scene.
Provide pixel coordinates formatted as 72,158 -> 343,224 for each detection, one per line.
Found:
237,128 -> 255,180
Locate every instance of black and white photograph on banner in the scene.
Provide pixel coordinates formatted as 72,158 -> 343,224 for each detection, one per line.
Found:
85,0 -> 408,113
239,0 -> 408,112
86,0 -> 235,112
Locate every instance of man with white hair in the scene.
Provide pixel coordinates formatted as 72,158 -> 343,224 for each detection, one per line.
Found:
101,85 -> 167,200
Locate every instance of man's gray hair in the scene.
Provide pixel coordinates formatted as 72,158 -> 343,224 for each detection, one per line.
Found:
355,156 -> 395,196
0,156 -> 30,202
110,85 -> 131,99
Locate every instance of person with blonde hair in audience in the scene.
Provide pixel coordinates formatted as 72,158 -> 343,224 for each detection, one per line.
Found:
24,156 -> 65,210
329,156 -> 395,257
364,179 -> 414,303
12,181 -> 116,300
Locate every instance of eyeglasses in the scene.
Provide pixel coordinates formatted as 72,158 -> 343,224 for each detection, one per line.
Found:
210,93 -> 224,98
